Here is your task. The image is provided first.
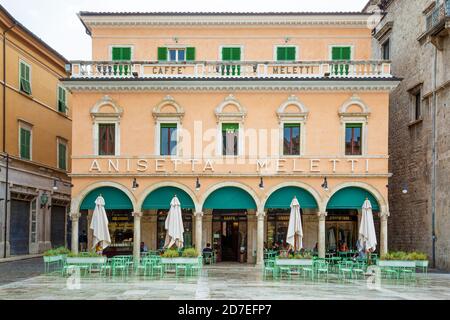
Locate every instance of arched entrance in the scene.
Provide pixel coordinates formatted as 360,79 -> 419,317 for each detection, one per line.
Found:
264,186 -> 319,250
203,186 -> 257,263
326,187 -> 381,253
79,186 -> 134,256
141,186 -> 195,250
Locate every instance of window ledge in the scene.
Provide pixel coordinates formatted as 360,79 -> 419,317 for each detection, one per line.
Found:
408,118 -> 424,128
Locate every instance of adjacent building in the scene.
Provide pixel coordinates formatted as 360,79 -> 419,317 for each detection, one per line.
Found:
0,5 -> 72,258
64,11 -> 399,264
366,0 -> 450,270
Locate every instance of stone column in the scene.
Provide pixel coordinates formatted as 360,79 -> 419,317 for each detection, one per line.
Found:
133,212 -> 143,263
256,211 -> 266,266
194,212 -> 203,254
70,212 -> 80,254
380,211 -> 389,256
318,212 -> 327,258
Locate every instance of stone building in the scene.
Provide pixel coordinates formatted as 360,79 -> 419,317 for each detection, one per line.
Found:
365,0 -> 450,270
0,5 -> 72,258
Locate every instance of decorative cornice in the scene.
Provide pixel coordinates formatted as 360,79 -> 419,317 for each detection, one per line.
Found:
63,80 -> 400,92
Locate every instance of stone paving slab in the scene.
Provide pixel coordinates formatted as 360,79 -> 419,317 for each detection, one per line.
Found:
0,263 -> 449,300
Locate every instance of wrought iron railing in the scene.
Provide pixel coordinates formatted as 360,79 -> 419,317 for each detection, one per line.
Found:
426,0 -> 449,32
69,60 -> 392,79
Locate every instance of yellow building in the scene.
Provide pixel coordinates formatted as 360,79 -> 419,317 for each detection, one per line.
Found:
65,12 -> 399,264
0,5 -> 72,258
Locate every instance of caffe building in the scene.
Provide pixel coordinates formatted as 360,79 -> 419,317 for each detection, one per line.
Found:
64,11 -> 399,264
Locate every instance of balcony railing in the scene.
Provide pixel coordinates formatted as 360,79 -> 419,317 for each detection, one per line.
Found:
69,60 -> 392,79
426,0 -> 450,32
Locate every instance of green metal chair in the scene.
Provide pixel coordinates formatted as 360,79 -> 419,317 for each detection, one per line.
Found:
352,262 -> 367,280
263,259 -> 276,280
338,261 -> 354,280
190,256 -> 203,276
315,261 -> 329,280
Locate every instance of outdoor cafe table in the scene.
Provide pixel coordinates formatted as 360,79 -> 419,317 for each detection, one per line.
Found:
275,259 -> 314,275
160,258 -> 199,273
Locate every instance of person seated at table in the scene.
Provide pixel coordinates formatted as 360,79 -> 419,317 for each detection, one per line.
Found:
339,241 -> 349,252
203,243 -> 213,254
272,242 -> 280,252
140,242 -> 148,253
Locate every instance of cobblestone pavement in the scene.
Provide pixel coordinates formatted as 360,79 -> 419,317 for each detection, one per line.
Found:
0,262 -> 449,300
0,258 -> 43,286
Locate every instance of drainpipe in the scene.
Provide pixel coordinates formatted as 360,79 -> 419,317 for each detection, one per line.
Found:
2,23 -> 17,258
431,45 -> 437,269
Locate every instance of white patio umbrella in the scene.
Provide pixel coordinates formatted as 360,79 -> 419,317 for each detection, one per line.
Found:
359,198 -> 377,253
286,197 -> 303,251
164,195 -> 185,249
90,195 -> 111,250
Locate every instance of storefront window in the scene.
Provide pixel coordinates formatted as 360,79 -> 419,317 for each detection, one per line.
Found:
267,209 -> 300,248
326,210 -> 358,252
157,210 -> 193,249
107,210 -> 134,245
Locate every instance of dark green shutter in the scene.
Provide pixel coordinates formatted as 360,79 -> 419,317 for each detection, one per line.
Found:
112,47 -> 131,61
58,87 -> 66,113
160,123 -> 177,128
222,47 -> 231,61
341,47 -> 351,60
232,48 -> 241,61
286,47 -> 296,60
332,47 -> 351,60
112,48 -> 121,60
186,47 -> 196,61
284,123 -> 300,129
158,47 -> 168,61
59,143 -> 67,170
277,47 -> 285,61
20,128 -> 31,160
20,63 -> 31,95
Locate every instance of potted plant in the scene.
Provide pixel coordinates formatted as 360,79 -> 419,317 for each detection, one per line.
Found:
161,248 -> 199,264
378,251 -> 416,268
409,252 -> 429,269
66,251 -> 107,265
43,247 -> 70,263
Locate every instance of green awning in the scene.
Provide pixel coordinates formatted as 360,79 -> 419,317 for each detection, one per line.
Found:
80,187 -> 133,211
265,186 -> 318,209
142,187 -> 195,210
327,187 -> 380,211
203,187 -> 256,210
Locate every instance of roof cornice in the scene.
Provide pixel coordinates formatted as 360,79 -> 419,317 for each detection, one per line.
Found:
78,12 -> 373,35
61,78 -> 400,92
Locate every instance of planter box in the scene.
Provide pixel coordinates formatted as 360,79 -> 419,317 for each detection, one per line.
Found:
161,257 -> 198,264
66,257 -> 107,265
415,260 -> 429,268
377,260 -> 416,268
43,255 -> 65,263
275,259 -> 313,266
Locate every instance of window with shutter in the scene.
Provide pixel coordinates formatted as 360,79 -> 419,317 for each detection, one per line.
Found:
58,141 -> 67,170
58,86 -> 67,113
222,47 -> 241,61
20,127 -> 31,160
332,46 -> 352,60
277,46 -> 296,61
112,47 -> 132,61
158,47 -> 168,61
19,61 -> 31,95
186,47 -> 196,61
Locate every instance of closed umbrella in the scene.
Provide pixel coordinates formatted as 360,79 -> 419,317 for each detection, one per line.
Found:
164,195 -> 185,249
90,195 -> 111,250
286,197 -> 303,251
359,198 -> 377,253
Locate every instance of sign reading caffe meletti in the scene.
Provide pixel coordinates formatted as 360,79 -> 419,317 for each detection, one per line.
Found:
86,158 -> 378,174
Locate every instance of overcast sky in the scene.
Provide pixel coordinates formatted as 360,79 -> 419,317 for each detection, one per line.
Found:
1,0 -> 368,60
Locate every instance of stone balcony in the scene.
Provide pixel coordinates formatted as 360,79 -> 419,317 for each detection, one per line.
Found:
69,60 -> 393,79
424,0 -> 450,49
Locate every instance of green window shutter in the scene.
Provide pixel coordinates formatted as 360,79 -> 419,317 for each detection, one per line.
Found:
277,47 -> 286,61
332,47 -> 351,60
284,123 -> 300,129
20,62 -> 31,94
58,87 -> 66,112
186,47 -> 196,61
112,47 -> 131,61
59,143 -> 67,170
232,48 -> 241,61
160,123 -> 177,129
158,47 -> 168,61
20,128 -> 31,160
222,123 -> 239,131
286,47 -> 296,60
222,47 -> 231,61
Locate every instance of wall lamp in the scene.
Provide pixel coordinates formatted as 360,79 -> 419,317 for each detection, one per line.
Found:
132,178 -> 140,191
195,178 -> 201,191
402,183 -> 409,194
52,180 -> 58,191
259,177 -> 265,190
321,177 -> 329,191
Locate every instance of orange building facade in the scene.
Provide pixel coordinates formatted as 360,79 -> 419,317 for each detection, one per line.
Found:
64,12 -> 399,264
0,5 -> 72,258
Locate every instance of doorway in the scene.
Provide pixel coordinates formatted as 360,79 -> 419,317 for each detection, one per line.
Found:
212,210 -> 247,263
10,200 -> 30,256
51,206 -> 66,248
